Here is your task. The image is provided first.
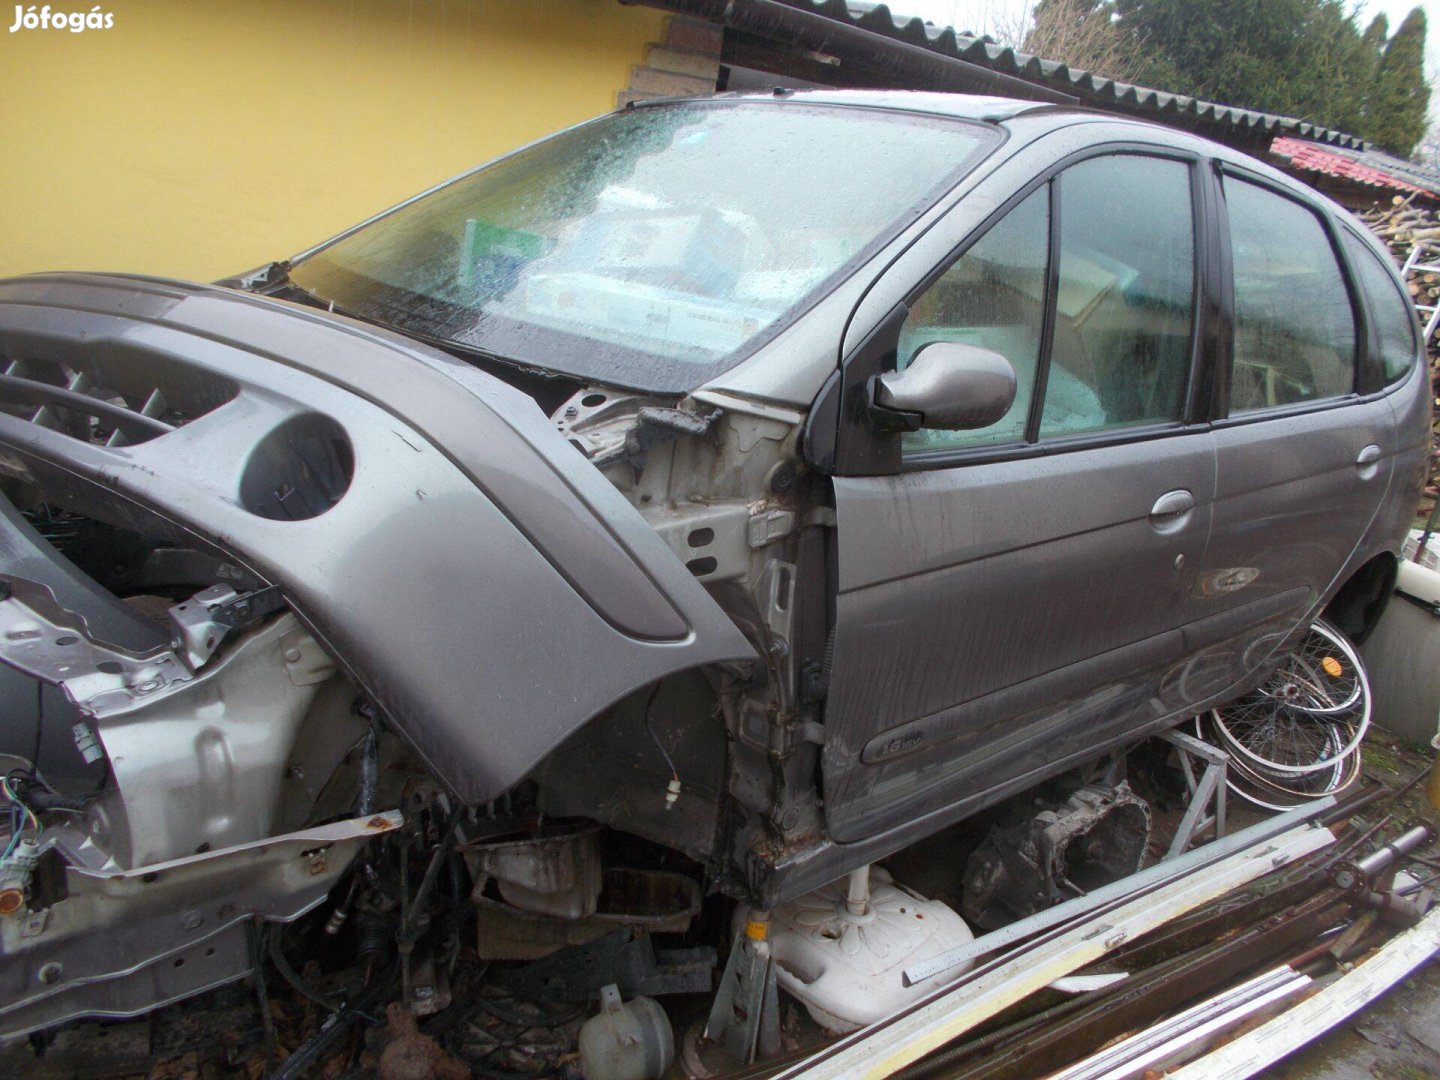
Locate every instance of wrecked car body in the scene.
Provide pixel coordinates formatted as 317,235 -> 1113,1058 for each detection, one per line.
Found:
0,91 -> 1428,1058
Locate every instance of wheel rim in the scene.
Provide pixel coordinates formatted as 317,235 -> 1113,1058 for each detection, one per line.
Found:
1256,620 -> 1364,715
1198,714 -> 1361,810
1209,619 -> 1371,777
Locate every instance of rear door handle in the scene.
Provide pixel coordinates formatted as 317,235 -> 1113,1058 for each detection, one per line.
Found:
1149,489 -> 1195,535
1355,444 -> 1382,476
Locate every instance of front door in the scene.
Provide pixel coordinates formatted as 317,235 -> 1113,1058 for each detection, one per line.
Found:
822,152 -> 1217,843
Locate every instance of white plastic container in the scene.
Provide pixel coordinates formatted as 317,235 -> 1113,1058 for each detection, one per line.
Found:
578,984 -> 673,1080
1361,550 -> 1440,746
766,867 -> 974,1033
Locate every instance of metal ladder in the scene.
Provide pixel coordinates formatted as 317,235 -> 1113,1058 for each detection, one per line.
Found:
1401,239 -> 1440,342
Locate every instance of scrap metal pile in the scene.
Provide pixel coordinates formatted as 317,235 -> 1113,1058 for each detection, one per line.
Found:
808,773 -> 1440,1080
2,750 -> 1435,1080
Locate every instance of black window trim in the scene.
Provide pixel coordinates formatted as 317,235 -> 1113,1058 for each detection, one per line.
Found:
1211,162 -> 1371,427
892,142 -> 1210,473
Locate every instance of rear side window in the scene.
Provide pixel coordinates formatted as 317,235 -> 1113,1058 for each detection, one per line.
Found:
1041,155 -> 1194,438
1340,230 -> 1421,385
1223,178 -> 1357,413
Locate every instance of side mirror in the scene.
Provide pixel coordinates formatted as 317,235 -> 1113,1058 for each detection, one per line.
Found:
870,342 -> 1017,431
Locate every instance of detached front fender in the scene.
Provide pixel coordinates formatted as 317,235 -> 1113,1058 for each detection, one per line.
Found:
0,273 -> 756,803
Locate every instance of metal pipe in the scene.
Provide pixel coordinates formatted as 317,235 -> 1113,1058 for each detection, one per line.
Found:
900,892 -> 1344,1080
846,864 -> 872,917
621,0 -> 1075,104
1353,822 -> 1434,877
1166,905 -> 1440,1080
1332,822 -> 1434,891
1355,887 -> 1431,921
1412,497 -> 1440,564
1322,813 -> 1393,868
1045,967 -> 1312,1080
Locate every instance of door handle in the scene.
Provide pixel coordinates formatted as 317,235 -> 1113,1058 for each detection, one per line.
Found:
1355,444 -> 1382,477
1149,489 -> 1195,535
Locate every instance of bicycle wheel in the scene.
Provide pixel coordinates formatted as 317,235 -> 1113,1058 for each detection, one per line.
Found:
1255,619 -> 1364,716
1203,715 -> 1361,810
1209,619 -> 1371,776
1196,714 -> 1353,808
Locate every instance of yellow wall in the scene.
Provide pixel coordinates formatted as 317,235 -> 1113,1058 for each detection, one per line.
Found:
0,0 -> 668,280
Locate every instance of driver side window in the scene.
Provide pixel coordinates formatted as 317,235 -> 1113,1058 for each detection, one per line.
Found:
897,154 -> 1197,457
898,187 -> 1050,453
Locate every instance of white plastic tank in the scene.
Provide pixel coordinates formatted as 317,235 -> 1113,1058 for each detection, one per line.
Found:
578,984 -> 673,1080
1361,538 -> 1440,746
765,865 -> 974,1033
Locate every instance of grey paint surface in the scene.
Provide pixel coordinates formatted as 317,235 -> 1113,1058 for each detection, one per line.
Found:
0,98 -> 1427,911
1196,399 -> 1394,679
0,274 -> 756,804
825,432 -> 1218,841
802,104 -> 1430,848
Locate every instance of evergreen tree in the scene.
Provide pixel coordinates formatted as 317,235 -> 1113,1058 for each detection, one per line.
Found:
1369,8 -> 1431,156
1109,0 -> 1432,155
1355,15 -> 1389,139
1360,13 -> 1390,61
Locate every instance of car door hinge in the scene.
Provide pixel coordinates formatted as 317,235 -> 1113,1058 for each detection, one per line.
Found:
804,507 -> 837,529
769,718 -> 826,756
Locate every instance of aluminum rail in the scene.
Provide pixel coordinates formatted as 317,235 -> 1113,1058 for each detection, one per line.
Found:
773,820 -> 1335,1080
1047,967 -> 1311,1080
1166,902 -> 1440,1079
902,796 -> 1336,986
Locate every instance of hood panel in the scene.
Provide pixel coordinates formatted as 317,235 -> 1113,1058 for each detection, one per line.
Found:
0,273 -> 756,803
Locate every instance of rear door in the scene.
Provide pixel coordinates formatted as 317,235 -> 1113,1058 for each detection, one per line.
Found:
1183,171 -> 1394,698
821,149 -> 1219,843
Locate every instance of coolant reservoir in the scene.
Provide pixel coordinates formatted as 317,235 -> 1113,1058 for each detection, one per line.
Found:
578,984 -> 674,1080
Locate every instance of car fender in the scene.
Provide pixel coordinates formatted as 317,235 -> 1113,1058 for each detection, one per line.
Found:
0,273 -> 757,803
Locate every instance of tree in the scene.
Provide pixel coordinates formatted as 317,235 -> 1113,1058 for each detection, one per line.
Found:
1355,15 -> 1390,137
1369,8 -> 1431,156
991,0 -> 1434,156
1106,0 -> 1433,156
1020,0 -> 1148,83
1360,13 -> 1390,64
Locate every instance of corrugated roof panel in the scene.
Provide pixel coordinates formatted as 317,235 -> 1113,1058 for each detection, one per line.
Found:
773,0 -> 1371,150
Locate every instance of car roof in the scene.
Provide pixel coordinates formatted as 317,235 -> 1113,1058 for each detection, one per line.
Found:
641,88 -> 1053,124
651,90 -> 1335,199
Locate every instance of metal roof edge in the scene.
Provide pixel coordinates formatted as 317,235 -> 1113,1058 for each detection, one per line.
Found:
765,0 -> 1371,151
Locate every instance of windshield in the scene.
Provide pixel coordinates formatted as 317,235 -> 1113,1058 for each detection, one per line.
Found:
289,101 -> 998,393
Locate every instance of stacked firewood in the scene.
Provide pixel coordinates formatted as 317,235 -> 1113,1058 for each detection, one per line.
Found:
1361,196 -> 1440,513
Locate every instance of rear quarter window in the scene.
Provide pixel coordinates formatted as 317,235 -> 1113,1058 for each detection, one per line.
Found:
1340,229 -> 1422,385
